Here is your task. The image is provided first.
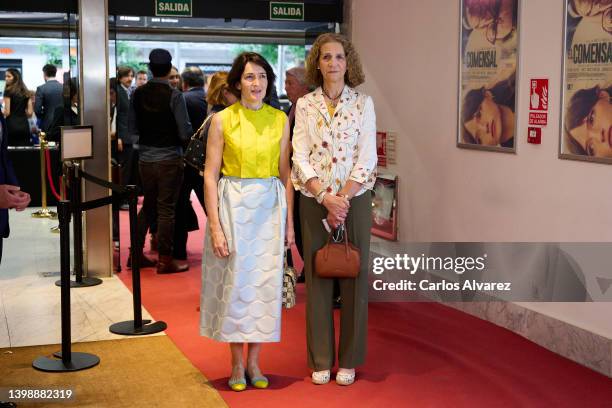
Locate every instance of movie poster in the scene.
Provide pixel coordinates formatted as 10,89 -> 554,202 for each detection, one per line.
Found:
561,0 -> 612,163
458,0 -> 519,152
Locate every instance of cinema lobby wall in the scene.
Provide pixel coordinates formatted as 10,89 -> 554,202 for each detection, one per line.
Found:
345,0 -> 612,376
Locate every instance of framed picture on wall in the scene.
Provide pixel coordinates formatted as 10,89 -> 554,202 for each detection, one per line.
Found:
371,174 -> 398,241
560,1 -> 612,164
457,0 -> 519,153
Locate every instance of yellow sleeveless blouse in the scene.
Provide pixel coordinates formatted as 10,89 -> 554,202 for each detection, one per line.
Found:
220,103 -> 286,178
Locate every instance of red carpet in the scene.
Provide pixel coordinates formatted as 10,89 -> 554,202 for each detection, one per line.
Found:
116,206 -> 612,407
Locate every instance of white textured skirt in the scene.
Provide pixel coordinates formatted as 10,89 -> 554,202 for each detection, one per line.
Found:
200,176 -> 286,342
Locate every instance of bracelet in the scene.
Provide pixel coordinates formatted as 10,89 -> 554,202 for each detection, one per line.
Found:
315,190 -> 327,204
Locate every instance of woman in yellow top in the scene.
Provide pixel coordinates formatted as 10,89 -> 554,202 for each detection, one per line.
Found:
200,52 -> 294,391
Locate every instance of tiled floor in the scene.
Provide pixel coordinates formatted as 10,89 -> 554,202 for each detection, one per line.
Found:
0,208 -> 161,348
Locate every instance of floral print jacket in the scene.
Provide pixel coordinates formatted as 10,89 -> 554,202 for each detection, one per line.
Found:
291,86 -> 377,197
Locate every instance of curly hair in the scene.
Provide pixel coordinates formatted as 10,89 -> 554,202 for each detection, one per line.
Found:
305,33 -> 365,88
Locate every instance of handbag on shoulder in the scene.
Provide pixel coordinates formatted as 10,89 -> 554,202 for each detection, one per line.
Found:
314,224 -> 360,278
282,248 -> 298,309
183,113 -> 215,175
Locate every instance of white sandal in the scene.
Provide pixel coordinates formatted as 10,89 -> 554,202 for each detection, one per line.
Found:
335,369 -> 355,386
311,369 -> 331,385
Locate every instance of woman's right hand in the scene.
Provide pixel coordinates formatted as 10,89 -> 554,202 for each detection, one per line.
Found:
322,194 -> 349,222
210,227 -> 229,258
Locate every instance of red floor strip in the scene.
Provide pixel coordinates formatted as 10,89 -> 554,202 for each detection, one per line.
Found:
116,208 -> 612,407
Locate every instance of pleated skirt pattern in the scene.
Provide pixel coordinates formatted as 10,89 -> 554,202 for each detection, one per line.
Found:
200,176 -> 286,342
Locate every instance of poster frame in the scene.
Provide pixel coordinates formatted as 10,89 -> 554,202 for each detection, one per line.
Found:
558,0 -> 612,165
456,0 -> 521,154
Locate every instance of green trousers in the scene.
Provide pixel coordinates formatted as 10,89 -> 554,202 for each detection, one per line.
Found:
300,191 -> 372,370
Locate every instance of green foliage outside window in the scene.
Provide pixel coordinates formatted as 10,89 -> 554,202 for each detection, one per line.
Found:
38,45 -> 63,67
116,41 -> 148,73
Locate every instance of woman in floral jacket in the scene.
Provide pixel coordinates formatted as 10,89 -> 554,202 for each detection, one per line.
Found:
291,33 -> 377,387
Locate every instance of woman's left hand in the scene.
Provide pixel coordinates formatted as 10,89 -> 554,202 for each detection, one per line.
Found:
285,223 -> 295,247
326,212 -> 344,230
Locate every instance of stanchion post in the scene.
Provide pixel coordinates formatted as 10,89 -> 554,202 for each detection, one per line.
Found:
32,132 -> 57,219
55,163 -> 102,288
33,200 -> 100,372
109,185 -> 167,336
127,185 -> 143,328
59,200 -> 71,364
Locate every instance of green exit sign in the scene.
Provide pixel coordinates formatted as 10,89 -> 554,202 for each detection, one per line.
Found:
270,2 -> 304,21
156,0 -> 192,17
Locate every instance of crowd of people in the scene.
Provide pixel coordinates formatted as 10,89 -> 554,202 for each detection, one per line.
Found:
0,32 -> 378,393
1,64 -> 66,146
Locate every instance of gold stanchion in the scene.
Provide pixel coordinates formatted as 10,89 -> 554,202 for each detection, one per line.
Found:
32,132 -> 58,219
50,173 -> 65,233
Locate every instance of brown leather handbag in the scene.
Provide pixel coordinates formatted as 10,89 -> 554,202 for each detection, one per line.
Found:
314,225 -> 360,278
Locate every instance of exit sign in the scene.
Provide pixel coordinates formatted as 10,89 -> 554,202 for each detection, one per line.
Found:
270,2 -> 304,21
156,0 -> 192,17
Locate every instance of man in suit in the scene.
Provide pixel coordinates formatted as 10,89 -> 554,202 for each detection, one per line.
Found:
181,67 -> 207,130
34,64 -> 63,133
0,114 -> 30,262
116,66 -> 139,206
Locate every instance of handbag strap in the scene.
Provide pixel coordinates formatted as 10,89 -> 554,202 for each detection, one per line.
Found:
323,224 -> 351,259
191,112 -> 215,141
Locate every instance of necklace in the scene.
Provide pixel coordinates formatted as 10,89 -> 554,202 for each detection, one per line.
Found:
322,86 -> 344,107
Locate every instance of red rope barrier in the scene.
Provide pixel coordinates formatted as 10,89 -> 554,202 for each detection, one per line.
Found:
44,148 -> 61,201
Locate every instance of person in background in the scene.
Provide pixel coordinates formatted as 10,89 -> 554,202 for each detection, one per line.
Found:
128,49 -> 193,274
135,70 -> 148,87
2,68 -> 33,146
0,104 -> 30,408
171,66 -> 208,260
284,66 -> 310,278
34,64 -> 63,134
0,111 -> 30,263
200,53 -> 293,391
292,33 -> 377,387
169,66 -> 181,90
116,66 -> 139,208
47,78 -> 79,143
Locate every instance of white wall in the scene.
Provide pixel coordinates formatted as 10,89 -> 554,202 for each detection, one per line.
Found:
349,0 -> 612,338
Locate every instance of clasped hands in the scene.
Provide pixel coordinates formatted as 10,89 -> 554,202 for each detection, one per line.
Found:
323,194 -> 350,229
0,185 -> 31,211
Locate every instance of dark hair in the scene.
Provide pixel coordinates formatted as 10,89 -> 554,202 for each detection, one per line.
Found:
227,52 -> 276,99
109,77 -> 117,91
565,85 -> 612,130
564,84 -> 612,155
42,64 -> 57,77
5,68 -> 29,97
136,70 -> 148,76
148,62 -> 170,78
181,66 -> 204,88
117,66 -> 134,80
461,74 -> 515,143
68,77 -> 78,101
